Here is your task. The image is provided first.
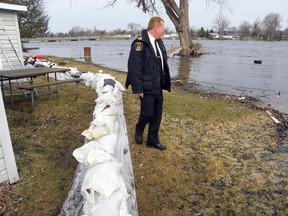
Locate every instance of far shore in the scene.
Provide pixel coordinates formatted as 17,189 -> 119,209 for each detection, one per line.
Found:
21,35 -> 288,44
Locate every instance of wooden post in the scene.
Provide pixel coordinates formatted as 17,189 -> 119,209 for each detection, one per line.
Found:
84,47 -> 91,63
0,88 -> 19,184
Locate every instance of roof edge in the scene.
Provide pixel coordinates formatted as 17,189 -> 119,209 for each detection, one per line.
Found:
0,3 -> 27,12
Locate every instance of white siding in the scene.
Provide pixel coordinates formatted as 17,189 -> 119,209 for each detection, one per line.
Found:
0,158 -> 9,182
0,134 -> 9,183
0,88 -> 19,184
0,4 -> 24,185
0,10 -> 24,70
0,169 -> 9,183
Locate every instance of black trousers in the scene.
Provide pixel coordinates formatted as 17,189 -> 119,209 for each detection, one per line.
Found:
135,93 -> 163,145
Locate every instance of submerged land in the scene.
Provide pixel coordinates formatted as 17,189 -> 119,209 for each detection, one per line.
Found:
1,57 -> 288,215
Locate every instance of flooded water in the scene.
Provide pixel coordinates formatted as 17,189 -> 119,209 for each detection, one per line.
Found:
23,39 -> 288,113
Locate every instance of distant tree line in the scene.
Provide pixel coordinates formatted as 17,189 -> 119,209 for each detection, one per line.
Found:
47,24 -> 176,38
46,12 -> 288,41
194,12 -> 288,41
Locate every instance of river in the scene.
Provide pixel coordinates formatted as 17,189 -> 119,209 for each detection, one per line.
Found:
23,39 -> 288,114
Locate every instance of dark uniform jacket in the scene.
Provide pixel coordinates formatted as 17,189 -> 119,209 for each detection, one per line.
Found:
125,29 -> 171,94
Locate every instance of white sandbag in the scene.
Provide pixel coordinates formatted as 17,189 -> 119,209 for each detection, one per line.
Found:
73,142 -> 114,167
81,125 -> 110,140
93,105 -> 118,122
86,148 -> 114,167
96,89 -> 116,99
86,191 -> 123,216
96,134 -> 118,154
73,141 -> 95,163
80,72 -> 95,87
94,95 -> 117,107
84,73 -> 109,92
93,102 -> 118,117
81,162 -> 122,204
76,134 -> 117,156
102,84 -> 114,93
95,93 -> 118,108
96,77 -> 115,93
83,175 -> 130,216
115,80 -> 125,92
99,77 -> 125,93
92,115 -> 118,132
93,104 -> 118,117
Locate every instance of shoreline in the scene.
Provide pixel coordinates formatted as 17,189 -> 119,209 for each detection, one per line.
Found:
25,39 -> 288,115
65,57 -> 288,113
172,78 -> 288,144
68,57 -> 288,158
53,56 -> 288,145
84,58 -> 288,115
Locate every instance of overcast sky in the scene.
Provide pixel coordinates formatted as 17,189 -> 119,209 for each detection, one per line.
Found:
44,0 -> 288,33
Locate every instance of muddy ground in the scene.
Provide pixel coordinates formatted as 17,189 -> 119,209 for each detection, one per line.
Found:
1,57 -> 288,215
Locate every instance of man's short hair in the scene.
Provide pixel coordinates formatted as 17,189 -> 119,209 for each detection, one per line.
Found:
148,17 -> 164,30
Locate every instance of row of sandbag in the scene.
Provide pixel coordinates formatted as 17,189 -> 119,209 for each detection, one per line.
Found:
60,71 -> 138,216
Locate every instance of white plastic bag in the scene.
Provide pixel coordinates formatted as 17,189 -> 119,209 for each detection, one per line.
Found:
73,141 -> 114,167
87,191 -> 123,216
81,162 -> 122,204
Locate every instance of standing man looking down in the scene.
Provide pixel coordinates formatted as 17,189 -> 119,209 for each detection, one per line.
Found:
125,17 -> 171,151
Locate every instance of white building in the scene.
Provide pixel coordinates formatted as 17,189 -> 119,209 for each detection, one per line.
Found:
0,2 -> 27,70
0,2 -> 27,184
209,32 -> 220,39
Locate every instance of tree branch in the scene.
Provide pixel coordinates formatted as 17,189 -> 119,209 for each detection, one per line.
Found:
166,0 -> 182,17
206,0 -> 231,13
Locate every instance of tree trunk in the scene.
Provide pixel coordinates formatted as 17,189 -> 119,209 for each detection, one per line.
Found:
162,0 -> 200,56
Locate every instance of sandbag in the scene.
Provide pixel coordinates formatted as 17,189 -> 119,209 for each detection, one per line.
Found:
73,142 -> 114,167
81,162 -> 122,204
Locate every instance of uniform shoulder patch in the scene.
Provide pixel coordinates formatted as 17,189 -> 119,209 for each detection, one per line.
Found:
135,42 -> 143,51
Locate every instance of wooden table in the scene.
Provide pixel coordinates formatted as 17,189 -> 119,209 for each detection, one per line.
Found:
0,67 -> 70,107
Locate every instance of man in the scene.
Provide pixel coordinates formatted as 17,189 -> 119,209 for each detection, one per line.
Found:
125,17 -> 171,151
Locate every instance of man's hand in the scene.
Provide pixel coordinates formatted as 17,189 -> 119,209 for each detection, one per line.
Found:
136,93 -> 144,98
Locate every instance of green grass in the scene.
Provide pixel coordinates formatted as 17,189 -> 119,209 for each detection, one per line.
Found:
164,90 -> 254,121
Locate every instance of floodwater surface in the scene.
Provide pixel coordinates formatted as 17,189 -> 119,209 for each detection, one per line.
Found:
24,39 -> 288,113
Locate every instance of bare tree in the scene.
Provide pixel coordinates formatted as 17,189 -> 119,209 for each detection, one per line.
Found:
227,26 -> 238,35
105,0 -> 229,56
283,28 -> 288,39
251,18 -> 262,38
212,13 -> 230,37
127,23 -> 142,37
68,26 -> 85,37
262,12 -> 282,41
239,21 -> 251,38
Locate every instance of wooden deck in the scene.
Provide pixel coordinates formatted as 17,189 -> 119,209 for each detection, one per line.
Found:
167,46 -> 182,57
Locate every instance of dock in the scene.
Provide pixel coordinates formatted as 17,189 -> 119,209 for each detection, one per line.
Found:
167,46 -> 181,57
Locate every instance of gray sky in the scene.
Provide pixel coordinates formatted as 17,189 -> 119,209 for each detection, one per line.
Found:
45,0 -> 288,33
